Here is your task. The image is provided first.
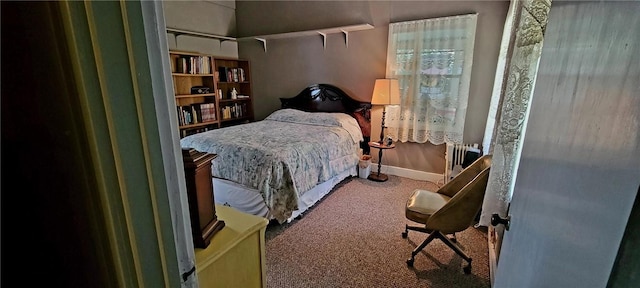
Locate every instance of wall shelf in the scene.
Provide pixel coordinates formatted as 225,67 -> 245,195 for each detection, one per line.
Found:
238,24 -> 374,52
166,27 -> 237,41
166,28 -> 237,50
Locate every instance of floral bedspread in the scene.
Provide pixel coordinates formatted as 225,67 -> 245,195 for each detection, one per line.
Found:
180,110 -> 362,222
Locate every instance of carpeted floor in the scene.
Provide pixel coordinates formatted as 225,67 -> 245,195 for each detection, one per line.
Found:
265,175 -> 490,288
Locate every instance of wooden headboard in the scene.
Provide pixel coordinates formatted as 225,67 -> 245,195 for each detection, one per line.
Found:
280,84 -> 371,152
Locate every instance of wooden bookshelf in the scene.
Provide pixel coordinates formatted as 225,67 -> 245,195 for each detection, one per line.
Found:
214,57 -> 254,125
169,50 -> 254,138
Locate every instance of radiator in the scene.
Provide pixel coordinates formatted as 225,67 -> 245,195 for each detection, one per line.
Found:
444,143 -> 480,184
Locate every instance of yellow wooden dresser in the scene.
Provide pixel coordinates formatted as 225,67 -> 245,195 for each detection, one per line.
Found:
195,205 -> 269,288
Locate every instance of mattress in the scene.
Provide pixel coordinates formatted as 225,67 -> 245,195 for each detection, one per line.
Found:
213,167 -> 356,222
180,109 -> 363,222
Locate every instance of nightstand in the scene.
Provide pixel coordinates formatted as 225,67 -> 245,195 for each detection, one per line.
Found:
368,141 -> 396,182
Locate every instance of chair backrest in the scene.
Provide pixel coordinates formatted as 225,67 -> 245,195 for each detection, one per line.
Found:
427,155 -> 492,234
437,154 -> 491,198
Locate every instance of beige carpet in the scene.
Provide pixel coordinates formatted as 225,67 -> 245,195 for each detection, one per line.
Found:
265,175 -> 490,288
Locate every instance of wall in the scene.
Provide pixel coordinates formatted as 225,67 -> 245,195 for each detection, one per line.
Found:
236,1 -> 508,174
163,0 -> 238,57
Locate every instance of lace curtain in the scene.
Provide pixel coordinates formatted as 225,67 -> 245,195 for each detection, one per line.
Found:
385,14 -> 478,145
478,0 -> 551,228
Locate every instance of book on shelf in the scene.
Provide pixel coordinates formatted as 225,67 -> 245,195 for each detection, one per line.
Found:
217,66 -> 246,82
198,103 -> 216,122
181,126 -> 212,138
220,103 -> 248,120
191,105 -> 200,123
239,68 -> 245,82
218,67 -> 227,81
232,68 -> 239,82
177,103 -> 216,126
176,55 -> 212,74
204,103 -> 217,121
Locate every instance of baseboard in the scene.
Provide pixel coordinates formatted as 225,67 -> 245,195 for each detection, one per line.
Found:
371,164 -> 443,184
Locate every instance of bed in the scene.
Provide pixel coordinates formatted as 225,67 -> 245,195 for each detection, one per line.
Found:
180,84 -> 371,223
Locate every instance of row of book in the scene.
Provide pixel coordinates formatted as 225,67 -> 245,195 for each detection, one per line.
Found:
177,103 -> 217,126
175,56 -> 212,74
181,127 -> 213,138
221,103 -> 248,120
217,67 -> 246,82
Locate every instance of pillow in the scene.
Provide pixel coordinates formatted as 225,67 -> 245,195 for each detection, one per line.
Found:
333,113 -> 364,143
265,109 -> 363,143
265,109 -> 342,127
352,108 -> 371,138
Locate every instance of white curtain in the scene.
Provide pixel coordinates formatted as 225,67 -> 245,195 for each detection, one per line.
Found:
385,14 -> 477,145
478,0 -> 551,229
482,0 -> 519,156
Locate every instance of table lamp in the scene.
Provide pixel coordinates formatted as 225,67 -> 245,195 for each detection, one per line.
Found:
371,79 -> 400,144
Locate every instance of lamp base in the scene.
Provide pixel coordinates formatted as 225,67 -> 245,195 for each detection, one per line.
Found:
368,172 -> 389,182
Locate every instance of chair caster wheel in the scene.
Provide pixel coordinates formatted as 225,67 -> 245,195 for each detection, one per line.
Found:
401,231 -> 408,239
463,264 -> 471,274
406,258 -> 414,267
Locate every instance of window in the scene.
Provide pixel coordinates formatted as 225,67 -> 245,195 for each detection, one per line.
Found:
385,14 -> 477,144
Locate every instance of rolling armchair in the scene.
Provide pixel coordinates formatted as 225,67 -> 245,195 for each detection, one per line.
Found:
402,155 -> 491,273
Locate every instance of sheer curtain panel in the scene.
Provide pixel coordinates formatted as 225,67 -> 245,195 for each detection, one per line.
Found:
385,14 -> 477,145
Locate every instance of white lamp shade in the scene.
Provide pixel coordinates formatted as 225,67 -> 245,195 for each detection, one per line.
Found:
371,79 -> 400,105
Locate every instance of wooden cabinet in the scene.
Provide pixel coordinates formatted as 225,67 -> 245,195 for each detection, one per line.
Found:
195,205 -> 268,288
170,50 -> 254,138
